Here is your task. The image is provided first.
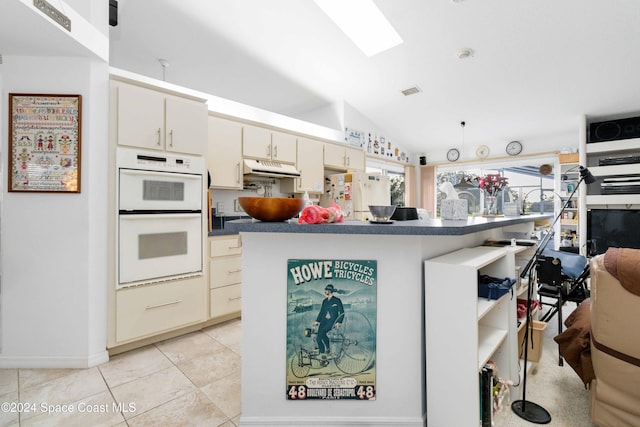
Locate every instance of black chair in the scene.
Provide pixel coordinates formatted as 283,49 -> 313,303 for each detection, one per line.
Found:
535,254 -> 590,366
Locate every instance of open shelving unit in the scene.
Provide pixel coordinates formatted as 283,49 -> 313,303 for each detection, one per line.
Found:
557,160 -> 581,253
424,246 -> 518,426
584,137 -> 640,207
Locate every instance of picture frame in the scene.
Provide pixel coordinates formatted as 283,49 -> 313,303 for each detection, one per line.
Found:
8,93 -> 82,193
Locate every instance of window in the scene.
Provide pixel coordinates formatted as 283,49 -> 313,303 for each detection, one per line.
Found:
435,161 -> 556,217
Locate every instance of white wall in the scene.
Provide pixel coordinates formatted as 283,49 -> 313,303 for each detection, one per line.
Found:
0,56 -> 109,367
294,101 -> 345,130
425,129 -> 579,165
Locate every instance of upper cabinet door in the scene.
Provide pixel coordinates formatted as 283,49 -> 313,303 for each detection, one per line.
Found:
325,143 -> 365,171
165,96 -> 207,155
208,116 -> 243,189
296,137 -> 324,193
243,126 -> 297,164
243,125 -> 272,160
117,82 -> 165,150
115,81 -> 207,155
346,146 -> 365,171
271,131 -> 297,164
324,143 -> 346,169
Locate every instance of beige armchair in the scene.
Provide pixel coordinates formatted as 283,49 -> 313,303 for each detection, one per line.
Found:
589,248 -> 640,427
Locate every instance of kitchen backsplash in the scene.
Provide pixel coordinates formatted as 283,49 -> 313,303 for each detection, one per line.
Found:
210,179 -> 292,217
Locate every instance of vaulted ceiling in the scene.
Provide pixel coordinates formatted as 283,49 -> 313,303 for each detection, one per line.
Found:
109,0 -> 640,157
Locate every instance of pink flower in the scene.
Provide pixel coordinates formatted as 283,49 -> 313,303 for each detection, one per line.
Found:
478,174 -> 508,196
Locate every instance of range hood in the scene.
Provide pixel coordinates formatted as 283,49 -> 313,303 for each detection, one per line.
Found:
243,159 -> 301,178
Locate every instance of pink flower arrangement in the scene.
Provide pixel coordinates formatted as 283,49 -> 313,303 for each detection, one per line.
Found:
477,174 -> 508,197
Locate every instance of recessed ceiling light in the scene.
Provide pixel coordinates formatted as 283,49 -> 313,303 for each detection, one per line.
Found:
314,0 -> 403,57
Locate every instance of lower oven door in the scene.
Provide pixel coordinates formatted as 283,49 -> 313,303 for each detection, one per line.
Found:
119,213 -> 202,286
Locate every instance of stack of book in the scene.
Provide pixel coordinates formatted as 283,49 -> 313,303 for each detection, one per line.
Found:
480,363 -> 494,427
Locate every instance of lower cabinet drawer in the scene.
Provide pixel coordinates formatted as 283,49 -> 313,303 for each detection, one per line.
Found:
116,277 -> 206,343
210,284 -> 241,318
210,234 -> 242,257
210,256 -> 242,288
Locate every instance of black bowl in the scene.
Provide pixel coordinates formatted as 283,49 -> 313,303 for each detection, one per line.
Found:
391,207 -> 419,221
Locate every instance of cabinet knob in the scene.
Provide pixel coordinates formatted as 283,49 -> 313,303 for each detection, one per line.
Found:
156,128 -> 161,146
168,129 -> 174,147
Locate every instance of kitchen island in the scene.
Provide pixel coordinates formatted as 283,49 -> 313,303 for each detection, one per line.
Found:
226,215 -> 549,426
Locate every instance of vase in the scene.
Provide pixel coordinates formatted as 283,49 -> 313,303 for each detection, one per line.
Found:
485,195 -> 497,216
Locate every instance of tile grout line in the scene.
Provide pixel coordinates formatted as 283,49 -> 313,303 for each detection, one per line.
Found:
154,337 -> 236,426
96,364 -> 129,426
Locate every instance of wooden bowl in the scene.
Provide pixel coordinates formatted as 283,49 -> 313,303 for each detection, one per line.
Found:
238,197 -> 306,222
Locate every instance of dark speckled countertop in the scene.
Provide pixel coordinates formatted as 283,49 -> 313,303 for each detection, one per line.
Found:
224,214 -> 551,236
208,228 -> 243,236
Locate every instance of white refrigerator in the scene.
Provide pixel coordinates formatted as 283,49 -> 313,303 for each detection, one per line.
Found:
326,172 -> 391,220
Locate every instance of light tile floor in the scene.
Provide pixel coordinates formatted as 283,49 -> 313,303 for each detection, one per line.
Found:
0,319 -> 241,427
1,309 -> 596,426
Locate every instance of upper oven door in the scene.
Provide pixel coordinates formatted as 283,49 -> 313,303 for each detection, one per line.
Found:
119,168 -> 202,212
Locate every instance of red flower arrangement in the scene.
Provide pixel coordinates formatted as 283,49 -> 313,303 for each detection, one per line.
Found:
477,174 -> 509,196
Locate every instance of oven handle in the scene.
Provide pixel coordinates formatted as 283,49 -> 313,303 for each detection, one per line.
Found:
119,213 -> 202,220
119,168 -> 202,180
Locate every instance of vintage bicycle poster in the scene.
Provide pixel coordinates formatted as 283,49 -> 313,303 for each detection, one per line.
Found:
286,259 -> 377,401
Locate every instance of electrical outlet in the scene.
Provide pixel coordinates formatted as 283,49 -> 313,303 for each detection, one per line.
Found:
234,199 -> 242,212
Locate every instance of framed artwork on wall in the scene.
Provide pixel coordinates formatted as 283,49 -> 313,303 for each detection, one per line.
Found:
8,93 -> 82,193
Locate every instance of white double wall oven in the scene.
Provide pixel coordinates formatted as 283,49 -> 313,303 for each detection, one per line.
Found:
117,147 -> 205,288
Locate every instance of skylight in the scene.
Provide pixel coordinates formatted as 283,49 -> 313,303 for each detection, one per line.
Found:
314,0 -> 403,57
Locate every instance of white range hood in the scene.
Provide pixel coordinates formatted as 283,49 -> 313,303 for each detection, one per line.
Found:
243,159 -> 301,178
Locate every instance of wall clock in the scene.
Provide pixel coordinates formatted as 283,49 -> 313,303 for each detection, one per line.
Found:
446,148 -> 460,162
506,140 -> 523,156
475,145 -> 490,159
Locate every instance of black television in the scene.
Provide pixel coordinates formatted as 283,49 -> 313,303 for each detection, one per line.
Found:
587,209 -> 640,256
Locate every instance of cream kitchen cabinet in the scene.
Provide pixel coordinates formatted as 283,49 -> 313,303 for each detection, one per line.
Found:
208,116 -> 243,189
281,136 -> 324,194
114,81 -> 207,155
324,142 -> 365,171
243,125 -> 297,164
209,235 -> 242,319
115,277 -> 207,344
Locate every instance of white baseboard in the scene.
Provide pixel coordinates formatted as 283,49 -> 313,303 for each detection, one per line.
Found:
0,349 -> 109,369
238,415 -> 425,426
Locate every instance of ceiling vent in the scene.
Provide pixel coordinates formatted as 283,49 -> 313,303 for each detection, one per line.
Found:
401,86 -> 422,96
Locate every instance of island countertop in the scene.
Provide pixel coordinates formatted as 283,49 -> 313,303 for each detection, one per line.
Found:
225,213 -> 551,236
237,213 -> 547,425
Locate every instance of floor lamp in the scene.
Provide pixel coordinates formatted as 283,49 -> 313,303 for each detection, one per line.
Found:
511,166 -> 596,424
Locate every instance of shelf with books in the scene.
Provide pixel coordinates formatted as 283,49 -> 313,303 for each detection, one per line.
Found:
557,160 -> 581,252
425,246 -> 518,426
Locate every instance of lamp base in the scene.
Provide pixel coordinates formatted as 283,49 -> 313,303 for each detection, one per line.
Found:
512,400 -> 551,424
